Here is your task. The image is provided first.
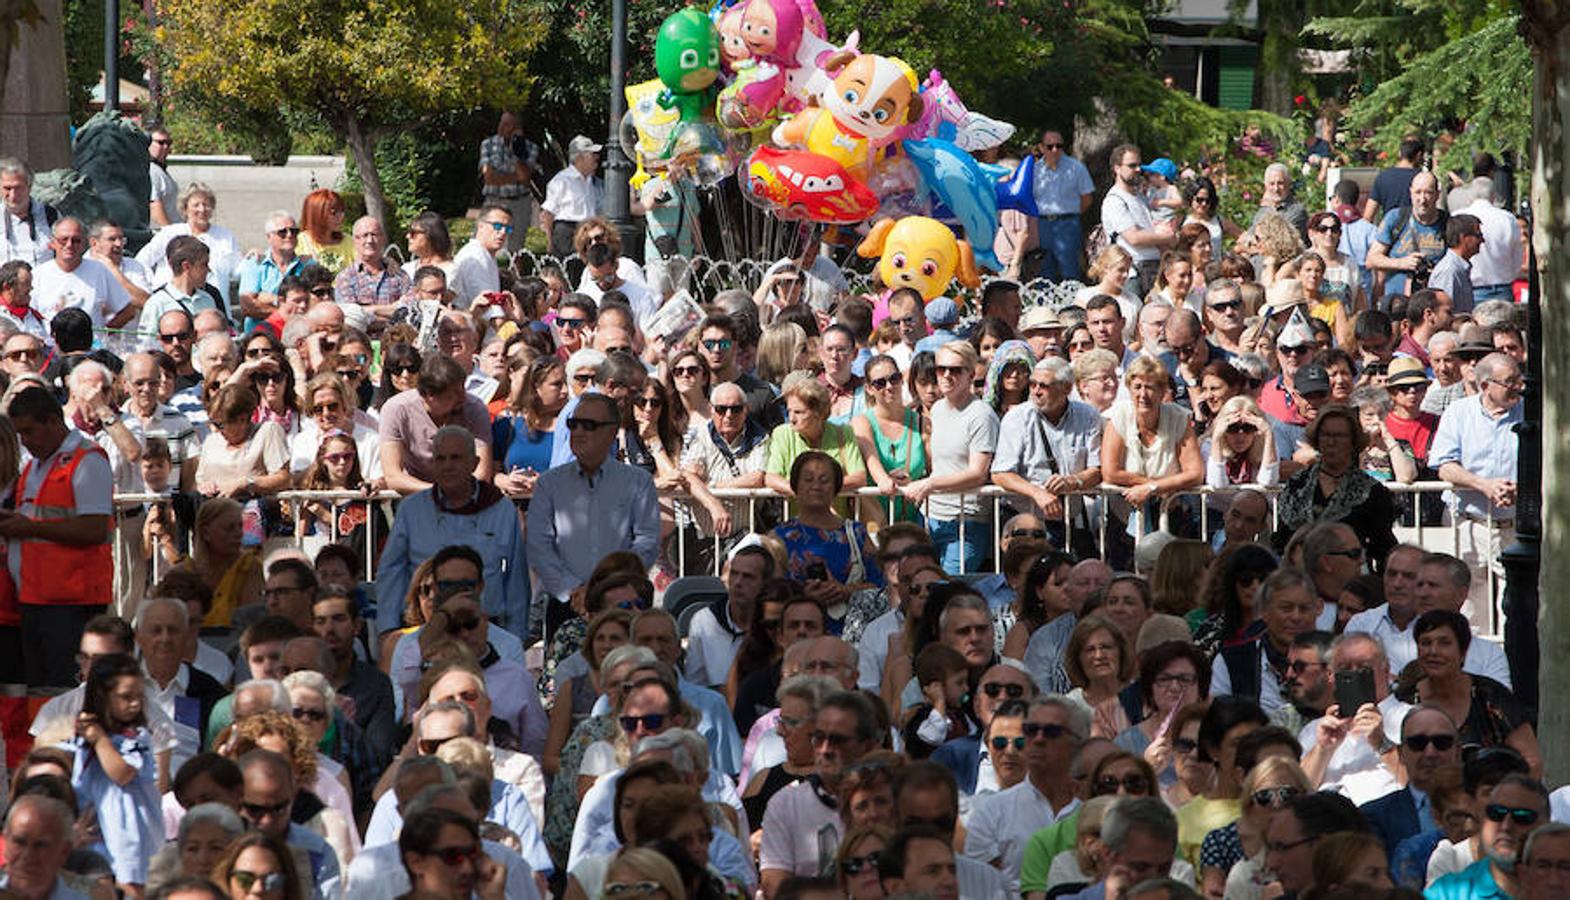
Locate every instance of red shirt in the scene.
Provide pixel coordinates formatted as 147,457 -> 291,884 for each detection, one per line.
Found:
1385,410 -> 1440,462
1259,376 -> 1307,426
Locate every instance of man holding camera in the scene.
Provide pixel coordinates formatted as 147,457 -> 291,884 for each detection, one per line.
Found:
1366,170 -> 1448,302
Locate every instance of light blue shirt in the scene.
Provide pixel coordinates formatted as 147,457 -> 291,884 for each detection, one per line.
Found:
1342,605 -> 1513,688
361,778 -> 551,874
1023,613 -> 1076,695
1031,155 -> 1095,216
374,482 -> 531,636
1339,219 -> 1378,297
236,253 -> 306,329
1427,394 -> 1521,521
288,821 -> 342,900
588,677 -> 745,776
1424,856 -> 1508,899
526,459 -> 660,598
72,730 -> 160,886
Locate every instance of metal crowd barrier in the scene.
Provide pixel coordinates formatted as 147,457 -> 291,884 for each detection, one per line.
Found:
107,479 -> 1508,632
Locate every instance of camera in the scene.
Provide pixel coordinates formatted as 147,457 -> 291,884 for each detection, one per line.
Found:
1411,255 -> 1434,289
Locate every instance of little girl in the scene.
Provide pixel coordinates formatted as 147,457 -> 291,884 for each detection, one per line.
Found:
298,430 -> 386,561
902,643 -> 978,759
72,652 -> 161,896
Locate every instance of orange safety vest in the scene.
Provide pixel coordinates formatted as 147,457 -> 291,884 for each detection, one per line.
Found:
12,443 -> 112,607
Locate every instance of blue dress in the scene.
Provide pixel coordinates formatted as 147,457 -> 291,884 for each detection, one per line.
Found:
492,414 -> 555,474
72,727 -> 161,885
772,518 -> 885,588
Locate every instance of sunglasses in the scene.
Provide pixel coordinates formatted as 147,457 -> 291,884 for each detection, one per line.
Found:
761,618 -> 782,633
1009,528 -> 1047,539
672,365 -> 703,378
615,596 -> 654,611
241,799 -> 291,819
632,396 -> 664,409
159,331 -> 193,343
981,682 -> 1026,699
1252,785 -> 1303,808
566,417 -> 617,432
429,843 -> 483,866
840,854 -> 881,876
868,374 -> 901,390
310,286 -> 334,297
1280,344 -> 1314,356
311,401 -> 343,415
990,735 -> 1027,751
485,221 -> 514,233
936,364 -> 967,376
972,378 -> 987,390
336,369 -> 361,381
1209,300 -> 1241,313
556,317 -> 588,330
1043,142 -> 1064,150
702,338 -> 734,351
447,614 -> 484,634
1486,804 -> 1541,826
1023,722 -> 1069,740
253,371 -> 283,385
621,713 -> 666,733
388,363 -> 418,377
1404,733 -> 1457,752
291,706 -> 327,723
605,882 -> 665,898
713,403 -> 745,416
322,451 -> 355,465
230,871 -> 286,892
272,227 -> 301,237
1225,423 -> 1257,435
1097,774 -> 1152,794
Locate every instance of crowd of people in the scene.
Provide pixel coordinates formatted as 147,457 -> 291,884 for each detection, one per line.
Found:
0,111 -> 1549,900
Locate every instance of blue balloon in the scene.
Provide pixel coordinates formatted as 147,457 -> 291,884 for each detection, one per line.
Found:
995,153 -> 1039,216
901,137 -> 1003,272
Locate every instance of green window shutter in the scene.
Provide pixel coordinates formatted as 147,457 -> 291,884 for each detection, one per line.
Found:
1217,45 -> 1257,110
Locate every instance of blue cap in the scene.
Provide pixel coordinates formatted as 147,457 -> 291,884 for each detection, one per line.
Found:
1141,158 -> 1178,182
925,297 -> 959,326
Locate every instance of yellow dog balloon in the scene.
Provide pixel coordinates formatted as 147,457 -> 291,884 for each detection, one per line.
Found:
857,215 -> 979,302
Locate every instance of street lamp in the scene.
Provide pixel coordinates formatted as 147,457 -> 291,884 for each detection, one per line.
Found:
1502,233 -> 1541,718
602,0 -> 643,262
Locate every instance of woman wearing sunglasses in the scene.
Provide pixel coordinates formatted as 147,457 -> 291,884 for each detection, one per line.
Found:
1191,543 -> 1280,658
213,830 -> 305,900
835,823 -> 893,900
1181,176 -> 1240,260
374,341 -> 423,411
852,354 -> 929,524
664,349 -> 714,434
1205,755 -> 1312,899
398,805 -> 507,900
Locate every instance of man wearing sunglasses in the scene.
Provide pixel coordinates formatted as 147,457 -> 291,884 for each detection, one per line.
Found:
1203,279 -> 1247,356
449,204 -> 511,311
1029,130 -> 1095,283
31,216 -> 135,329
1258,315 -> 1318,427
760,690 -> 881,895
1428,774 -> 1550,900
966,695 -> 1085,894
238,749 -> 342,897
1302,523 -> 1363,628
237,211 -> 306,329
1357,704 -> 1461,865
931,663 -> 1038,796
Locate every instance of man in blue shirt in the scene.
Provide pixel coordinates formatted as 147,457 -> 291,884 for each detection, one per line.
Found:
1030,130 -> 1095,282
1427,774 -> 1551,900
236,211 -> 307,329
1367,171 -> 1447,300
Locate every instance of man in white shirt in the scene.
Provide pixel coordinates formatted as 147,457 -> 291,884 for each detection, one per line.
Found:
893,760 -> 1010,900
1412,552 -> 1512,687
540,135 -> 604,257
29,217 -> 134,328
685,544 -> 772,688
1298,632 -> 1410,805
1100,143 -> 1175,294
1460,184 -> 1523,303
0,157 -> 54,265
86,220 -> 151,308
147,126 -> 181,227
579,241 -> 658,327
0,261 -> 49,343
965,695 -> 1084,893
449,204 -> 510,308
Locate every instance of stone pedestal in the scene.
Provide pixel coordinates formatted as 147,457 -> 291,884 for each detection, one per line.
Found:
0,0 -> 71,170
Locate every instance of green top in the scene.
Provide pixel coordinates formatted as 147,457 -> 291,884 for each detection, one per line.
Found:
1019,808 -> 1082,893
765,421 -> 867,517
862,407 -> 928,522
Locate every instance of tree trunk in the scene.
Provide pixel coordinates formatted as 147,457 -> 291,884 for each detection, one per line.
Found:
1524,2 -> 1570,785
1255,0 -> 1301,117
343,118 -> 389,234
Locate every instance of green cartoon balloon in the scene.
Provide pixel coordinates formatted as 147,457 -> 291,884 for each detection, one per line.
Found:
655,8 -> 722,125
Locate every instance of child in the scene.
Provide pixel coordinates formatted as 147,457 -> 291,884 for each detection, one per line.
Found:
1142,158 -> 1184,225
902,643 -> 977,758
298,430 -> 385,561
140,438 -> 184,570
72,652 -> 161,896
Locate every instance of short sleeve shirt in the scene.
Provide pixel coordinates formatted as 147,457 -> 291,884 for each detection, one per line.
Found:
30,258 -> 131,327
1375,208 -> 1446,295
1370,166 -> 1418,216
377,388 -> 493,483
1101,185 -> 1159,262
927,397 -> 999,520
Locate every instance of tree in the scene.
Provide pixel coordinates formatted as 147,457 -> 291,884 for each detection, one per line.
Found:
152,0 -> 545,225
0,0 -> 44,112
1524,0 -> 1570,785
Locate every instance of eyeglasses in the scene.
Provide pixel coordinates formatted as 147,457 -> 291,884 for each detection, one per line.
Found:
1403,733 -> 1458,752
230,871 -> 286,892
990,735 -> 1027,751
701,338 -> 733,351
1097,773 -> 1151,794
1267,834 -> 1321,854
1192,194 -> 1214,204
241,798 -> 292,820
272,227 -> 301,237
936,364 -> 967,376
981,682 -> 1026,699
555,317 -> 588,331
713,403 -> 745,416
620,713 -> 667,733
632,396 -> 664,409
292,706 -> 328,723
429,843 -> 483,866
1154,673 -> 1198,689
485,221 -> 514,233
1209,300 -> 1241,313
311,401 -> 343,415
672,365 -> 703,378
811,730 -> 857,748
1023,722 -> 1070,740
1326,546 -> 1364,559
566,417 -> 617,432
605,882 -> 666,898
3,348 -> 39,361
1252,785 -> 1303,808
840,854 -> 881,876
1486,804 -> 1542,826
1225,423 -> 1257,435
158,331 -> 193,343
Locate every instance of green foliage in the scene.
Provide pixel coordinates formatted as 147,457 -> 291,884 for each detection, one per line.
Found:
1335,14 -> 1530,172
61,0 -> 103,122
338,109 -> 495,228
523,0 -> 671,146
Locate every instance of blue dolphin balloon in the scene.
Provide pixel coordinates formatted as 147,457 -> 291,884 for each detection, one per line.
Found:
995,153 -> 1039,216
902,137 -> 1003,272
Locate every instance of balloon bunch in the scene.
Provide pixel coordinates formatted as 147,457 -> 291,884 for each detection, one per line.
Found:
622,0 -> 1037,301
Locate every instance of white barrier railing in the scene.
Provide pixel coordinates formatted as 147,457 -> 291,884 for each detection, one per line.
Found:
108,479 -> 1510,632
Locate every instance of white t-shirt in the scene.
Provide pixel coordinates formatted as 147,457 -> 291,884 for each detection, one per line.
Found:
289,419 -> 383,478
926,397 -> 999,520
30,257 -> 131,327
579,275 -> 660,331
1101,185 -> 1160,262
449,239 -> 501,308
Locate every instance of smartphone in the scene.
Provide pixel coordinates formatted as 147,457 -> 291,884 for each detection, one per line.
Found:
1334,668 -> 1376,716
805,561 -> 829,582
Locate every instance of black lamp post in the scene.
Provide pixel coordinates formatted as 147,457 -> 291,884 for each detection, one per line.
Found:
104,0 -> 119,112
1502,234 -> 1541,720
602,0 -> 643,263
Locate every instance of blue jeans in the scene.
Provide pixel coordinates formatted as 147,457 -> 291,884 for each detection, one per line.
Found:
1037,216 -> 1084,282
1473,283 -> 1513,302
930,517 -> 988,575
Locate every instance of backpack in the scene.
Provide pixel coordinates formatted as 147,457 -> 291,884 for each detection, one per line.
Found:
1086,191 -> 1136,261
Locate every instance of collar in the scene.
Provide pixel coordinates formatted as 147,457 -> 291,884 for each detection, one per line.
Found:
3,300 -> 39,321
710,417 -> 767,459
143,659 -> 190,693
434,477 -> 480,511
478,642 -> 500,669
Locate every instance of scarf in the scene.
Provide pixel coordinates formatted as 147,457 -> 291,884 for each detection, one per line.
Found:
1277,460 -> 1377,532
984,339 -> 1037,410
708,418 -> 767,471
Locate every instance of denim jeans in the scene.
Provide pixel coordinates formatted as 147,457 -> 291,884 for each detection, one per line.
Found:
929,517 -> 988,575
1473,283 -> 1513,302
1037,216 -> 1084,282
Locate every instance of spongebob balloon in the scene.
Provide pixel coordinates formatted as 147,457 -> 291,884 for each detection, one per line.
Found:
656,8 -> 723,125
624,79 -> 683,188
856,215 -> 979,302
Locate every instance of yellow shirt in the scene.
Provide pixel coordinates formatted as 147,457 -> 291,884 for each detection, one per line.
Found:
298,232 -> 356,272
1175,795 -> 1240,866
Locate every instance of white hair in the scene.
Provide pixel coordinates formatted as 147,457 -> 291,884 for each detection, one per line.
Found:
1034,355 -> 1074,386
0,158 -> 33,185
193,333 -> 237,375
565,348 -> 607,379
1265,162 -> 1290,181
235,679 -> 291,715
709,381 -> 745,405
263,209 -> 295,234
133,596 -> 189,632
66,359 -> 113,394
283,669 -> 336,711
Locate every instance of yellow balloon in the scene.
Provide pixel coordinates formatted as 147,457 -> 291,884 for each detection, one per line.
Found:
856,215 -> 980,302
625,78 -> 682,186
